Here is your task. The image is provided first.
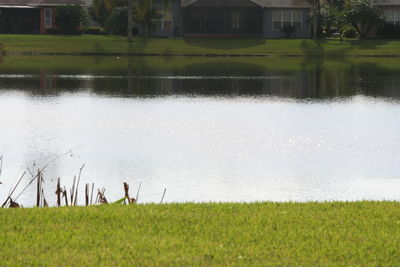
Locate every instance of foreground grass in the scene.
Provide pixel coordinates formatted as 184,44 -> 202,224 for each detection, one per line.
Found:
1,202 -> 400,265
2,34 -> 400,56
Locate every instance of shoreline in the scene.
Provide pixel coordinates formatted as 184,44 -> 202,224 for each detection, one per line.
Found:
6,51 -> 400,58
3,35 -> 400,58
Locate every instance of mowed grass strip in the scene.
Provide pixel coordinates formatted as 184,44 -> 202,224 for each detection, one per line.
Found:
2,34 -> 400,56
0,202 -> 400,265
2,55 -> 400,76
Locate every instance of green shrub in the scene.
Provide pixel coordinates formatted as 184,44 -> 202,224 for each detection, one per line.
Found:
282,25 -> 295,38
105,7 -> 127,35
342,26 -> 358,38
105,7 -> 138,36
84,27 -> 102,35
55,5 -> 88,34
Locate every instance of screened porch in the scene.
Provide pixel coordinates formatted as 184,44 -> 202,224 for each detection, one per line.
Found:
183,7 -> 263,36
0,7 -> 40,34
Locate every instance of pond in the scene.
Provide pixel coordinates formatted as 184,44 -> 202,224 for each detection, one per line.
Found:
0,56 -> 399,206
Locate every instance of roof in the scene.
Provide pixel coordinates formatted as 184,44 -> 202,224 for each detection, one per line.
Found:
182,0 -> 197,6
251,0 -> 311,8
375,0 -> 400,6
0,0 -> 88,7
181,0 -> 311,8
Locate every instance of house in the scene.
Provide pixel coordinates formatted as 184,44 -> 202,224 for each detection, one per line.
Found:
0,0 -> 314,38
152,0 -> 400,38
0,0 -> 89,34
4,0 -> 400,38
377,0 -> 400,24
153,0 -> 312,38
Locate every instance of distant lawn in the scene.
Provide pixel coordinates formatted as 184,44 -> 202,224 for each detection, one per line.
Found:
1,202 -> 400,265
2,54 -> 400,75
2,34 -> 400,56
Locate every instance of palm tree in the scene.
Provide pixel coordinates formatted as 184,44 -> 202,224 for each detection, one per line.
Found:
129,0 -> 154,40
91,0 -> 114,26
134,0 -> 170,37
92,0 -> 134,41
128,0 -> 133,41
307,0 -> 321,39
92,0 -> 170,41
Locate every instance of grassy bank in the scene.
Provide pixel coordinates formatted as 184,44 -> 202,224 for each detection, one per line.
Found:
2,54 -> 400,74
2,34 -> 400,56
1,202 -> 400,265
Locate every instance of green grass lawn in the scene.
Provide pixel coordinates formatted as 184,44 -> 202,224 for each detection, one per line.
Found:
2,54 -> 400,76
2,34 -> 400,56
1,202 -> 400,265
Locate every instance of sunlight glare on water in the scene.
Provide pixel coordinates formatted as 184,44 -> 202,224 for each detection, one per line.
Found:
1,92 -> 400,205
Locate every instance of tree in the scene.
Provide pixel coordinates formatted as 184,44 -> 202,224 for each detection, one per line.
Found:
306,0 -> 321,39
343,0 -> 384,39
91,0 -> 170,40
128,0 -> 133,41
55,4 -> 87,34
105,7 -> 128,35
90,0 -> 114,27
91,0 -> 132,38
326,0 -> 345,9
134,0 -> 170,37
320,3 -> 347,37
320,5 -> 337,34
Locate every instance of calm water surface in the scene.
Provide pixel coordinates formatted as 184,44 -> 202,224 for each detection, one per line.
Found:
0,56 -> 399,205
